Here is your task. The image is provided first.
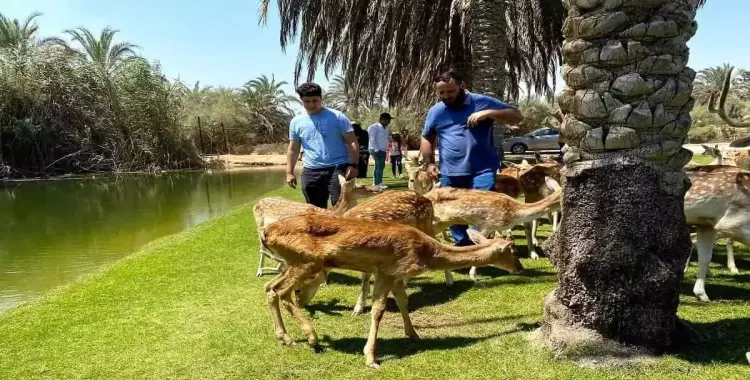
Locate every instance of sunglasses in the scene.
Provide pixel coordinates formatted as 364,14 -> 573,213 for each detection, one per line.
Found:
433,71 -> 461,83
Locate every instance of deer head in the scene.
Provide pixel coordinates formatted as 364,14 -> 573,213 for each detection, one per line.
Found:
708,66 -> 750,128
466,229 -> 523,274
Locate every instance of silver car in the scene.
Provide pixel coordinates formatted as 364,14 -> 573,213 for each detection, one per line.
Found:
501,127 -> 561,154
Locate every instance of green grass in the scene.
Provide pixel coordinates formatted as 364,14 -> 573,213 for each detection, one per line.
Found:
1,171 -> 749,380
690,154 -> 715,165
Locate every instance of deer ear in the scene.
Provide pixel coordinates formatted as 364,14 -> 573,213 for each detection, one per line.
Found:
466,229 -> 487,244
545,176 -> 561,191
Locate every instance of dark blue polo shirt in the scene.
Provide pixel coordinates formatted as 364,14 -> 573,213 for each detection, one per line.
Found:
422,92 -> 515,176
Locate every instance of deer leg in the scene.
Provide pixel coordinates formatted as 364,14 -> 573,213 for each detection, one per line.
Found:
363,275 -> 393,369
525,222 -> 539,260
469,266 -> 478,282
444,270 -> 454,286
256,246 -> 266,277
266,273 -> 295,346
726,239 -> 739,274
391,280 -> 420,341
276,264 -> 321,347
552,211 -> 560,231
693,227 -> 717,303
353,272 -> 371,316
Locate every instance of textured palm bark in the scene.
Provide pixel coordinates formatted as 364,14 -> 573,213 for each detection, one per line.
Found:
536,0 -> 698,356
469,0 -> 508,99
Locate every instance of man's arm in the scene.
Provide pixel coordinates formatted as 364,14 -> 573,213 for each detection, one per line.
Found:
343,131 -> 359,165
485,108 -> 524,125
367,125 -> 377,152
285,139 -> 301,188
420,134 -> 437,165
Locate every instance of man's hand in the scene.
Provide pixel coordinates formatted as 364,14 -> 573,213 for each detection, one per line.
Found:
345,166 -> 359,180
286,173 -> 297,189
427,164 -> 439,180
467,110 -> 492,127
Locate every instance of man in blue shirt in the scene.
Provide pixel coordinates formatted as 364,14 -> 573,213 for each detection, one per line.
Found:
421,70 -> 523,246
286,82 -> 359,209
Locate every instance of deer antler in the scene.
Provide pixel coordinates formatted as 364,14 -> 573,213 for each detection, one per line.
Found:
708,66 -> 750,128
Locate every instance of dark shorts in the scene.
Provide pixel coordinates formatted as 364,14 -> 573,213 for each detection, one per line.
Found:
301,164 -> 349,209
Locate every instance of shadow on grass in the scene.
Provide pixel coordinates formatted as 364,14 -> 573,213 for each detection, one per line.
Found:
325,271 -> 361,286
414,314 -> 531,329
321,327 -> 525,364
677,317 -> 750,365
306,298 -> 351,317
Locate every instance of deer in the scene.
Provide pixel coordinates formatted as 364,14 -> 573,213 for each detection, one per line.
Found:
253,176 -> 382,277
684,165 -> 750,302
503,157 -> 563,259
260,213 -> 523,369
290,189 -> 448,313
425,177 -> 562,281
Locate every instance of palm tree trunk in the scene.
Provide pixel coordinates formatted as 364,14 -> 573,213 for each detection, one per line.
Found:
468,0 -> 508,99
536,0 -> 697,356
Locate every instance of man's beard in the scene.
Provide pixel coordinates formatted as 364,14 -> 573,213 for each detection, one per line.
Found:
442,90 -> 467,109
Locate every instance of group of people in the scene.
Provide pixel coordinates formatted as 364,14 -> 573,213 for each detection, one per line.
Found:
284,70 -> 523,246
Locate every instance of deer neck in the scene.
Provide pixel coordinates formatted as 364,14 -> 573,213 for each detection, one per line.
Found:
331,192 -> 357,215
430,242 -> 499,271
514,189 -> 562,224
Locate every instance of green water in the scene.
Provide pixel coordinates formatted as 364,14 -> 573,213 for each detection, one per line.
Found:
0,168 -> 285,312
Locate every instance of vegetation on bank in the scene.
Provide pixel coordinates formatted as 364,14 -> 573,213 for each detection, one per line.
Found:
0,173 -> 748,380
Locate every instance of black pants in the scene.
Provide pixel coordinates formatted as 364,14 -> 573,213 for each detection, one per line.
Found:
390,155 -> 403,176
301,164 -> 348,209
358,152 -> 369,178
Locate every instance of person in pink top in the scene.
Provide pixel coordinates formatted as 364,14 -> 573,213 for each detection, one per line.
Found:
388,132 -> 408,178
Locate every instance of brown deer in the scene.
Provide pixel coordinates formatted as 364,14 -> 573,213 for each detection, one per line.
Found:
504,158 -> 563,259
260,214 -> 523,368
253,176 -> 382,276
291,190 -> 447,313
425,177 -> 562,281
684,165 -> 750,302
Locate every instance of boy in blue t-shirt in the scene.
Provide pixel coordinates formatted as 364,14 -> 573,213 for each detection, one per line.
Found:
421,70 -> 524,246
286,82 -> 359,208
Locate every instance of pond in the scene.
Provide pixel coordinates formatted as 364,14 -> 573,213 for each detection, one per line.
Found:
0,168 -> 286,312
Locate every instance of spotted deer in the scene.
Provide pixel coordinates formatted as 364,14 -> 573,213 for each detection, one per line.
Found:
253,176 -> 382,276
425,177 -> 562,281
260,214 -> 523,368
291,190 -> 449,313
504,158 -> 563,259
684,165 -> 750,302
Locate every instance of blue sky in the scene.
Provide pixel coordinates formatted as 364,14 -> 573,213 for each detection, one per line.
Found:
4,0 -> 750,104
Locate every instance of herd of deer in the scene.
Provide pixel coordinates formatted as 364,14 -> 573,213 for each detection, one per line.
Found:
252,145 -> 749,368
253,70 -> 750,368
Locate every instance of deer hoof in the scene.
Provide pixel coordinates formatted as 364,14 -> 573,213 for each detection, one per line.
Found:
367,362 -> 381,370
530,251 -> 540,260
279,334 -> 295,346
352,305 -> 366,316
730,267 -> 739,275
695,292 -> 711,303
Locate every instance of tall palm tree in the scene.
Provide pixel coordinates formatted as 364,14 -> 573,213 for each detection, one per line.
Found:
693,63 -> 738,105
240,75 -> 297,142
324,75 -> 374,115
0,12 -> 63,51
62,27 -> 139,73
536,0 -> 708,356
259,1 -> 565,106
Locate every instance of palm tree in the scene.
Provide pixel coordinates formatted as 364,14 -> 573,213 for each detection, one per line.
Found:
693,63 -> 738,105
324,75 -> 374,115
259,1 -> 565,106
240,75 -> 297,142
0,12 -> 63,51
62,27 -> 139,73
536,0 -> 708,356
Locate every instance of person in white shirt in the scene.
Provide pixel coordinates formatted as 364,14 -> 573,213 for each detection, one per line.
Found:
367,113 -> 392,189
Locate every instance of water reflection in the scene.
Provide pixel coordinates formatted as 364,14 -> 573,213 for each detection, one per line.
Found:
0,169 -> 285,312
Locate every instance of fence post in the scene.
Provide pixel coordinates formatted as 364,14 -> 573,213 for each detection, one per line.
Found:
221,123 -> 230,168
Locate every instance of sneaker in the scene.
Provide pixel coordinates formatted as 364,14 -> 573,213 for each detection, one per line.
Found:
378,184 -> 388,190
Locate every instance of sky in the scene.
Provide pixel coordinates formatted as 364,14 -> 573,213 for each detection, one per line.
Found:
4,0 -> 750,109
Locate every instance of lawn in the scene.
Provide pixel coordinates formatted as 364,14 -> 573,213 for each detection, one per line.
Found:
0,165 -> 748,380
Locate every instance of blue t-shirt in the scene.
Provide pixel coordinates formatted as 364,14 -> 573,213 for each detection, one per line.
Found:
422,92 -> 516,176
289,108 -> 353,169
